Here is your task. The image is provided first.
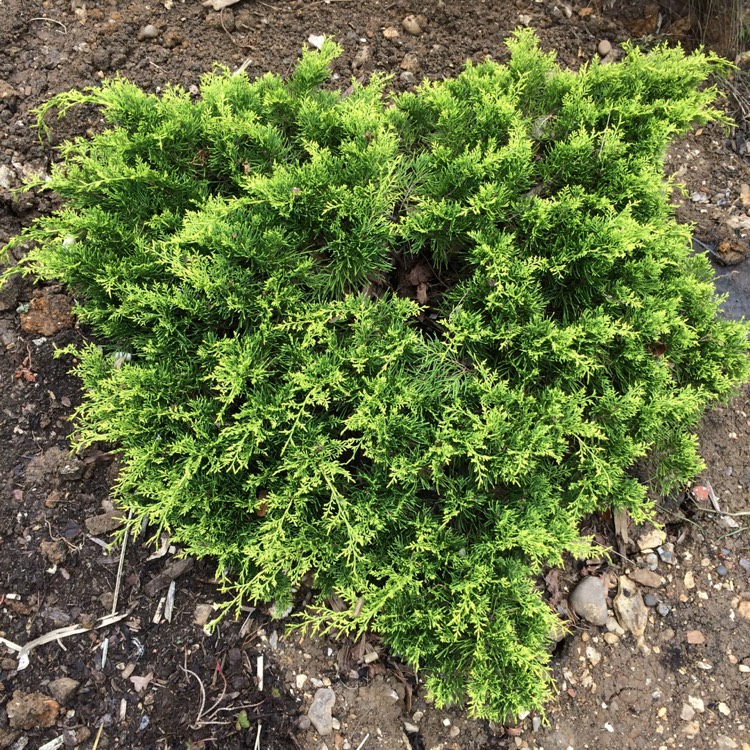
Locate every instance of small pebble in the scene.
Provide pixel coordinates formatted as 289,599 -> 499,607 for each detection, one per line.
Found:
637,529 -> 665,551
597,39 -> 612,57
657,602 -> 671,617
569,576 -> 609,626
716,736 -> 739,750
606,617 -> 625,636
532,716 -> 541,732
740,558 -> 750,573
657,543 -> 675,565
449,726 -> 460,737
137,24 -> 159,41
307,688 -> 336,736
399,71 -> 416,84
400,52 -> 419,73
643,593 -> 658,607
586,646 -> 602,667
645,552 -> 659,571
402,14 -> 422,35
382,26 -> 400,40
717,564 -> 728,576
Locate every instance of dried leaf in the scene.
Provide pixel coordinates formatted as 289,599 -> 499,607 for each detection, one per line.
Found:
307,34 -> 325,50
544,568 -> 563,606
130,672 -> 154,693
14,356 -> 37,381
407,262 -> 431,286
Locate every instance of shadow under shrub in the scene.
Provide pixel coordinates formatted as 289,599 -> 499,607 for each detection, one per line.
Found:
5,31 -> 749,719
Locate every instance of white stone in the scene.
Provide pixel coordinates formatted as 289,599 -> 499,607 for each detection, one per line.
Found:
586,646 -> 602,667
637,529 -> 666,550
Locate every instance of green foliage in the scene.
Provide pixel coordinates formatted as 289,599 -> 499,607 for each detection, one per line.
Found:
4,32 -> 749,719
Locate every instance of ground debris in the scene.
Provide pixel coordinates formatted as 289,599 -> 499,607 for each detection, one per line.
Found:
18,293 -> 75,336
6,690 -> 60,730
569,574 -> 609,626
144,558 -> 194,597
614,575 -> 648,642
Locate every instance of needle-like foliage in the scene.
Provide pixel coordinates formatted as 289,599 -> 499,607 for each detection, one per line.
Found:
4,31 -> 749,719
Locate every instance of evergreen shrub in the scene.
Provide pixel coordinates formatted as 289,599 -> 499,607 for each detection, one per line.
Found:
5,32 -> 749,719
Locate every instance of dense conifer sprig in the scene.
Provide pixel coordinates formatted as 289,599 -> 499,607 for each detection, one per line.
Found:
4,31 -> 749,719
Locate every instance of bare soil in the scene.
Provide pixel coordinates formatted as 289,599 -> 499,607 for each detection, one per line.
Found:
1,2 -> 749,750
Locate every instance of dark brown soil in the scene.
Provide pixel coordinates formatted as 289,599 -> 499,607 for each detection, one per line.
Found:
1,2 -> 749,750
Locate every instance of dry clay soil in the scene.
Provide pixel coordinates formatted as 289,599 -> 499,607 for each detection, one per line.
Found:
1,1 -> 750,750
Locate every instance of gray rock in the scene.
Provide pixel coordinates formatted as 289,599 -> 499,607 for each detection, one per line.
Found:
716,736 -> 739,750
48,678 -> 77,705
643,593 -> 658,607
569,576 -> 608,626
0,163 -> 16,190
717,564 -> 728,576
137,24 -> 159,41
399,71 -> 416,85
657,543 -> 675,565
627,568 -> 662,588
597,39 -> 612,57
297,715 -> 311,730
307,688 -> 336,736
657,602 -> 671,617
